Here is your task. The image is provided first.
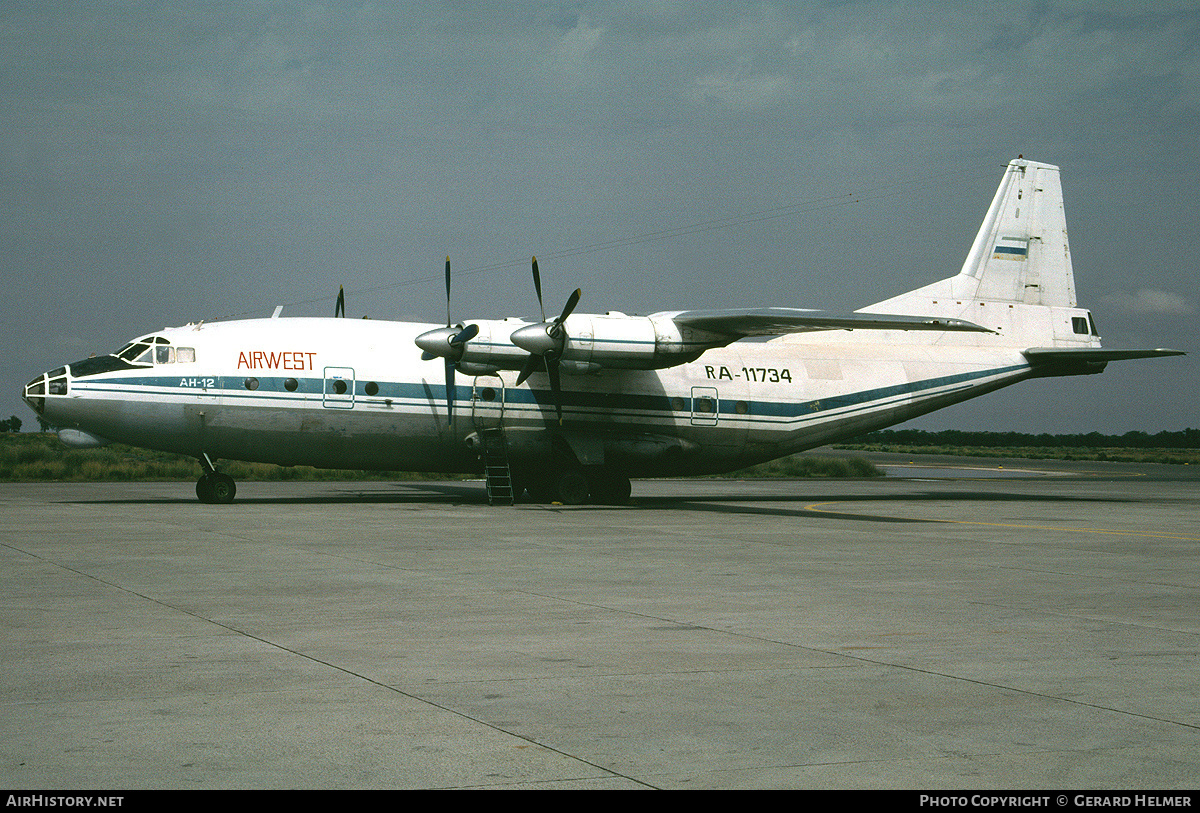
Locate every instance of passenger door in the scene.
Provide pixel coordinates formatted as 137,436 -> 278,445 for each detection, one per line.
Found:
323,367 -> 355,409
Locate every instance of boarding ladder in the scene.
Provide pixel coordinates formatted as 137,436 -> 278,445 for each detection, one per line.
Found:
480,428 -> 515,506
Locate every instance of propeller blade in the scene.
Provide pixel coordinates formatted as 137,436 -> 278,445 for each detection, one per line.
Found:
444,257 -> 452,327
335,286 -> 345,318
451,323 -> 479,347
444,359 -> 455,425
515,355 -> 539,387
555,288 -> 581,331
532,257 -> 546,321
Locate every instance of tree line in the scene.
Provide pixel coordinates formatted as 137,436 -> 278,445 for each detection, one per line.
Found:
849,428 -> 1200,449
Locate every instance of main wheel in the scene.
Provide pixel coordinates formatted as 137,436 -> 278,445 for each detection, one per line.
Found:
209,473 -> 236,504
586,467 -> 632,505
196,473 -> 236,504
196,475 -> 215,503
554,468 -> 590,505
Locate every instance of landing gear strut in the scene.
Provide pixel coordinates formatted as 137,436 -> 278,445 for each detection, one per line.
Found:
196,453 -> 236,504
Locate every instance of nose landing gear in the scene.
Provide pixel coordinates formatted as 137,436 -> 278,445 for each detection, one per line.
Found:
196,453 -> 236,504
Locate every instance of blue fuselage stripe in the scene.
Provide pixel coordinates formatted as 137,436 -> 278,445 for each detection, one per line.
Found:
69,363 -> 1029,425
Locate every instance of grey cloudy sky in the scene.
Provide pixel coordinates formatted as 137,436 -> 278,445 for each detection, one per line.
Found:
2,1 -> 1196,434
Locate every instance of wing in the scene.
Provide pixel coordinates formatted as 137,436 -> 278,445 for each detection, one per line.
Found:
668,307 -> 996,337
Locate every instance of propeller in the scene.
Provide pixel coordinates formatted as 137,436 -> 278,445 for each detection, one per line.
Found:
511,257 -> 581,425
414,258 -> 478,425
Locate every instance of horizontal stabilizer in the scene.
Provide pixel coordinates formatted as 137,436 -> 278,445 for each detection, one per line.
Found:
671,308 -> 995,338
1024,347 -> 1186,364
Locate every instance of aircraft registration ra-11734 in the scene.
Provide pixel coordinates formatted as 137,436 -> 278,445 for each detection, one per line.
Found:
22,158 -> 1185,504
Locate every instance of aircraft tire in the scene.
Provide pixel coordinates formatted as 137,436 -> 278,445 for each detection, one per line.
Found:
586,467 -> 631,505
520,471 -> 554,504
554,468 -> 590,505
197,473 -> 236,504
210,473 -> 236,504
196,476 -> 214,503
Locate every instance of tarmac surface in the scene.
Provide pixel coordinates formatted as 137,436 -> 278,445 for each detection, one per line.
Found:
1,453 -> 1197,789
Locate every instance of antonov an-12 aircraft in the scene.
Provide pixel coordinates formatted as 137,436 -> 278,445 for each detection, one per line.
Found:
22,158 -> 1184,504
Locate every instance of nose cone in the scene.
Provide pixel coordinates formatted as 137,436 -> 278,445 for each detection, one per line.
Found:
23,366 -> 70,417
415,327 -> 458,359
509,323 -> 556,355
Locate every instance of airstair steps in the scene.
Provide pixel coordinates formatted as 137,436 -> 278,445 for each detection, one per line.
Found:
481,428 -> 515,505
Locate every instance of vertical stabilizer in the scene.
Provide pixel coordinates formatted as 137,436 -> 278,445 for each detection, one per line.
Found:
861,158 -> 1079,319
958,158 -> 1076,307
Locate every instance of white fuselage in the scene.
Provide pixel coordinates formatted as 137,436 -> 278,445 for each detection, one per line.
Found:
32,315 -> 1040,477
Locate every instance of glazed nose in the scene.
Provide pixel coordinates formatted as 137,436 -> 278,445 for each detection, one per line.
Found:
23,367 -> 68,413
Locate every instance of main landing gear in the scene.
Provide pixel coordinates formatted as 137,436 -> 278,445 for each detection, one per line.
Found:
516,461 -> 632,506
196,453 -> 236,504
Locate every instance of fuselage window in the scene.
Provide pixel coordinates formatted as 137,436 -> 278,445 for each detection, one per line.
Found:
364,381 -> 379,396
332,379 -> 348,395
155,345 -> 174,364
177,347 -> 196,363
1071,316 -> 1089,335
244,378 -> 259,391
284,378 -> 298,392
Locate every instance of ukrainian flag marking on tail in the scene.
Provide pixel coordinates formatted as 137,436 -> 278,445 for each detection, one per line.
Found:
992,237 -> 1029,261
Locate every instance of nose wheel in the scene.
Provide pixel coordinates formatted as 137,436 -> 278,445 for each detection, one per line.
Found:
196,453 -> 236,504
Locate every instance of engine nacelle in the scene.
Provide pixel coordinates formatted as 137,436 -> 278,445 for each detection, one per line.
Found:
510,313 -> 726,371
417,313 -> 733,375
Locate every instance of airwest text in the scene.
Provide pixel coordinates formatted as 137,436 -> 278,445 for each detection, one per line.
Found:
237,351 -> 316,371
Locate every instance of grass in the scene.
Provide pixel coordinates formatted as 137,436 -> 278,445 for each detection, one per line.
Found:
0,433 -> 457,483
0,433 -> 882,482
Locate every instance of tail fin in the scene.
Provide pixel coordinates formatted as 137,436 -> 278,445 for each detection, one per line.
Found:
957,158 -> 1076,307
859,158 -> 1185,366
862,158 -> 1077,310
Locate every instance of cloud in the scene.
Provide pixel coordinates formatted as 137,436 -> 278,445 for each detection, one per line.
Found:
688,68 -> 793,111
1102,289 -> 1196,316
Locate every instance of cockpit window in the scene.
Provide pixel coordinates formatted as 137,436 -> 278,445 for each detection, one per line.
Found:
116,335 -> 185,365
116,341 -> 151,363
